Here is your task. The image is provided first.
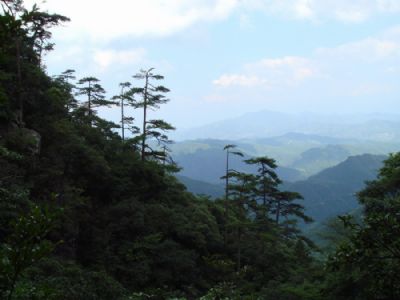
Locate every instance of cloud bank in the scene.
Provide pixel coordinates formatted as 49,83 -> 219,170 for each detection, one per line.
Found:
23,0 -> 400,41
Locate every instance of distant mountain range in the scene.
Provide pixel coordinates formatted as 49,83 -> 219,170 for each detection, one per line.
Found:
170,110 -> 396,227
176,153 -> 386,228
171,139 -> 304,183
290,144 -> 351,175
175,110 -> 400,141
170,133 -> 398,180
250,132 -> 354,147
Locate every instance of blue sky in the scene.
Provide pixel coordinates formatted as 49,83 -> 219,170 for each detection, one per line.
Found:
25,0 -> 400,130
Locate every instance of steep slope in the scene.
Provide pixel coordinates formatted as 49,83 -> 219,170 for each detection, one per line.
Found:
170,134 -> 400,180
285,154 -> 386,224
173,146 -> 304,184
176,175 -> 224,198
289,145 -> 351,176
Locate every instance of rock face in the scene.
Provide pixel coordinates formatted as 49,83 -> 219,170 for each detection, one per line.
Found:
21,128 -> 41,154
1,111 -> 40,155
2,126 -> 42,155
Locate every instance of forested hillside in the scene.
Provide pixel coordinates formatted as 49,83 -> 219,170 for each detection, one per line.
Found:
1,1 -> 400,299
172,142 -> 304,183
0,2 -> 321,299
176,175 -> 224,198
170,135 -> 398,181
285,154 -> 385,225
178,154 -> 385,228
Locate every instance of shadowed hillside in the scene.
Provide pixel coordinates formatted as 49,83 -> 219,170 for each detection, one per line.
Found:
284,154 -> 386,224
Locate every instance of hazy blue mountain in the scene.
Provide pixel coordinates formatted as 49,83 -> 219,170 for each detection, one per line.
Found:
175,146 -> 386,230
175,110 -> 400,141
176,175 -> 224,198
176,152 -> 386,229
284,154 -> 386,225
173,146 -> 305,184
170,134 -> 345,176
170,133 -> 397,181
251,132 -> 354,147
289,145 -> 351,176
170,138 -> 258,156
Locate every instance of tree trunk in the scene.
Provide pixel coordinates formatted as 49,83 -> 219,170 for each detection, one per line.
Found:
237,227 -> 241,272
16,36 -> 23,126
224,150 -> 229,243
121,95 -> 125,141
141,73 -> 149,161
262,165 -> 267,208
276,199 -> 281,224
88,81 -> 92,125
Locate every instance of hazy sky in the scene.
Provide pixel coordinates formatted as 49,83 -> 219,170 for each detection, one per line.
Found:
25,0 -> 400,129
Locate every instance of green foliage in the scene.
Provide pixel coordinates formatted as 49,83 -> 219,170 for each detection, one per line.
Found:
76,77 -> 116,124
200,282 -> 241,300
0,2 -> 324,298
325,153 -> 400,299
0,205 -> 58,299
132,68 -> 174,162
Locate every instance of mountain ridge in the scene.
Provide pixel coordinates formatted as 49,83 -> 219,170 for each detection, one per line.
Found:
175,110 -> 400,141
285,153 -> 386,225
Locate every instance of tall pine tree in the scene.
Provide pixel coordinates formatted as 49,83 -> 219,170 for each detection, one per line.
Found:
132,68 -> 174,161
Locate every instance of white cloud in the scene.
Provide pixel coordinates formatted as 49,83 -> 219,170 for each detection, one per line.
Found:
255,56 -> 317,83
46,46 -> 83,63
25,0 -> 239,40
213,74 -> 268,87
214,56 -> 317,88
21,0 -> 400,44
294,0 -> 314,19
334,10 -> 369,23
93,48 -> 147,69
211,25 -> 400,103
256,56 -> 310,69
316,27 -> 400,61
377,0 -> 400,12
242,0 -> 400,23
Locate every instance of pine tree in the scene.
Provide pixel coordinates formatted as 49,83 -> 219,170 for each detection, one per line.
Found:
132,68 -> 174,161
221,144 -> 244,244
227,171 -> 257,272
113,82 -> 138,141
272,190 -> 309,225
21,4 -> 70,66
245,156 -> 280,217
76,77 -> 115,125
54,69 -> 77,112
222,145 -> 244,202
0,0 -> 68,124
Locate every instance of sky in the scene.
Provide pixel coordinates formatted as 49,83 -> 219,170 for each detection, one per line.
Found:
23,0 -> 400,131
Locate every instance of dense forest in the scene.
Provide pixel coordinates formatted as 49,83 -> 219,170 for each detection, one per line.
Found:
1,1 -> 400,299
